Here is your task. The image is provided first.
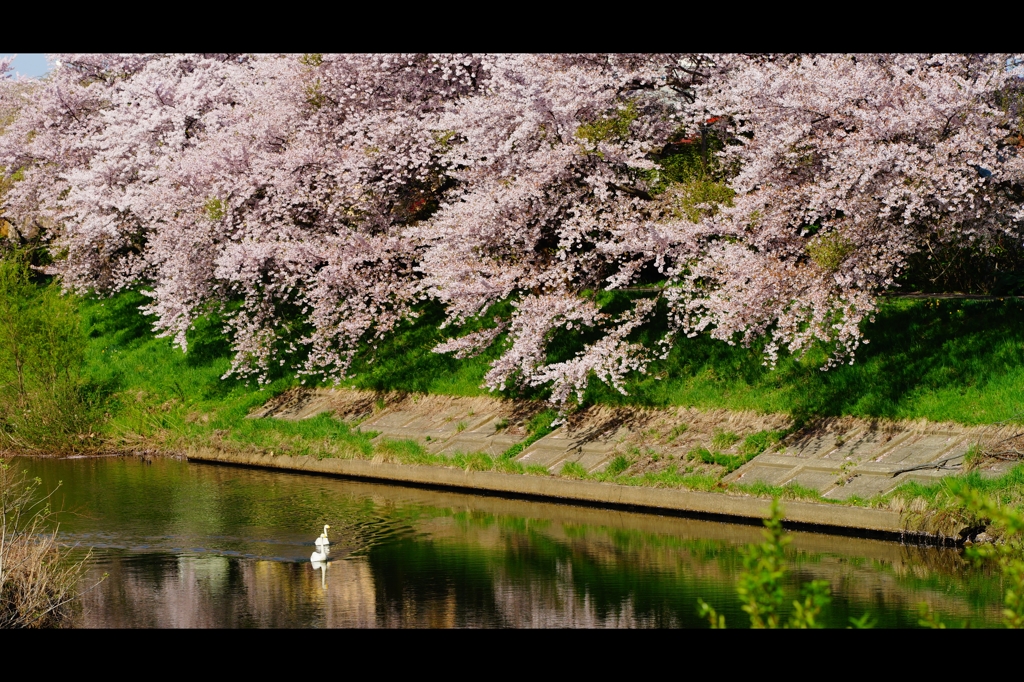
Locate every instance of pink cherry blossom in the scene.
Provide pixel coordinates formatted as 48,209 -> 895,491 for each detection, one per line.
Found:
1,53 -> 1021,406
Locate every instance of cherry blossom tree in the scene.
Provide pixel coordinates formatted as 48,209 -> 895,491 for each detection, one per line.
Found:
0,53 -> 1021,407
418,53 -> 707,403
673,53 -> 1024,368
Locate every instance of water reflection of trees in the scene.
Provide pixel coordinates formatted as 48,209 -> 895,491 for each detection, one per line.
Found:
17,457 -> 1003,628
364,513 -> 999,628
77,553 -> 378,628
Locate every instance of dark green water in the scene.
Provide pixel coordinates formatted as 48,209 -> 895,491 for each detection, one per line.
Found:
14,456 -> 1005,628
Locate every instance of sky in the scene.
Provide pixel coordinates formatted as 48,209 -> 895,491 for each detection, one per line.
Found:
1,53 -> 52,78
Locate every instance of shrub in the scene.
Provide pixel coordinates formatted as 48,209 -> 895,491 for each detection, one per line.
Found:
605,455 -> 630,476
560,461 -> 588,480
0,254 -> 93,451
947,487 -> 1024,628
697,499 -> 873,629
1,459 -> 89,628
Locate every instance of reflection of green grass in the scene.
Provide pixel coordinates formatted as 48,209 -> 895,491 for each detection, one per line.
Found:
365,502 -> 975,628
24,454 -> 1001,628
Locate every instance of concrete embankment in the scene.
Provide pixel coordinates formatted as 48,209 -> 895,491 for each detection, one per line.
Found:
186,447 -> 951,542
212,386 -> 1024,542
250,388 -> 1017,502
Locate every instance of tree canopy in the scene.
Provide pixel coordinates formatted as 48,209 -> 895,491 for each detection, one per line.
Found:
2,53 -> 1022,406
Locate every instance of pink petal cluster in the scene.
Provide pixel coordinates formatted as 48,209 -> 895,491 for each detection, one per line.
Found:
681,54 -> 1024,368
1,54 -> 1021,404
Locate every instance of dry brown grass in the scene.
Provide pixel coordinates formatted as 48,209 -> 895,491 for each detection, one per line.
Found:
1,459 -> 87,628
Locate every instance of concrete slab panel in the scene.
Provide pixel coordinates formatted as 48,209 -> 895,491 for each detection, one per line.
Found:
786,434 -> 841,460
874,434 -> 966,466
744,454 -> 803,467
429,431 -> 524,457
517,446 -> 571,469
980,461 -> 1018,479
578,442 -> 616,458
853,462 -> 906,476
422,439 -> 450,455
824,474 -> 897,500
484,434 -> 524,451
465,415 -> 503,434
730,465 -> 794,486
540,428 -> 572,442
435,437 -> 494,456
820,429 -> 902,464
784,469 -> 842,491
403,416 -> 465,433
362,412 -> 421,429
576,450 -> 615,473
902,470 -> 957,485
549,459 -> 572,475
359,426 -> 408,439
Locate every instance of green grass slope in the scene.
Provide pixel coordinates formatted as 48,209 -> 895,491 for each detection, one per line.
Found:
6,287 -> 1013,517
81,292 -> 1024,440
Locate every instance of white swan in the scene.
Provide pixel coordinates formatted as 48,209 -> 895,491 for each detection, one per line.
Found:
311,545 -> 329,562
314,524 -> 331,547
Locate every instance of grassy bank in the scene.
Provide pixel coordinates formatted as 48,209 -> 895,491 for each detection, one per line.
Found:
3,277 -> 1024,523
587,296 -> 1024,426
72,290 -> 1024,438
320,293 -> 1024,426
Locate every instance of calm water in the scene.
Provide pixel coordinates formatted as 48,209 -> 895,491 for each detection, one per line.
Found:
13,456 -> 1005,628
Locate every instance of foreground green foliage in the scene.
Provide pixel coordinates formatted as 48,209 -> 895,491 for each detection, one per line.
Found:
698,489 -> 1024,629
916,485 -> 1024,629
697,500 -> 872,629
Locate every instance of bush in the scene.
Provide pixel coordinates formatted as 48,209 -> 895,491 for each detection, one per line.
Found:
0,254 -> 94,451
702,491 -> 1024,628
1,459 -> 88,628
920,486 -> 1024,629
698,499 -> 873,629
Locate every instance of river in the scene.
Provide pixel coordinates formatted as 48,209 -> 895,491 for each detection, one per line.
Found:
13,456 -> 1005,628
